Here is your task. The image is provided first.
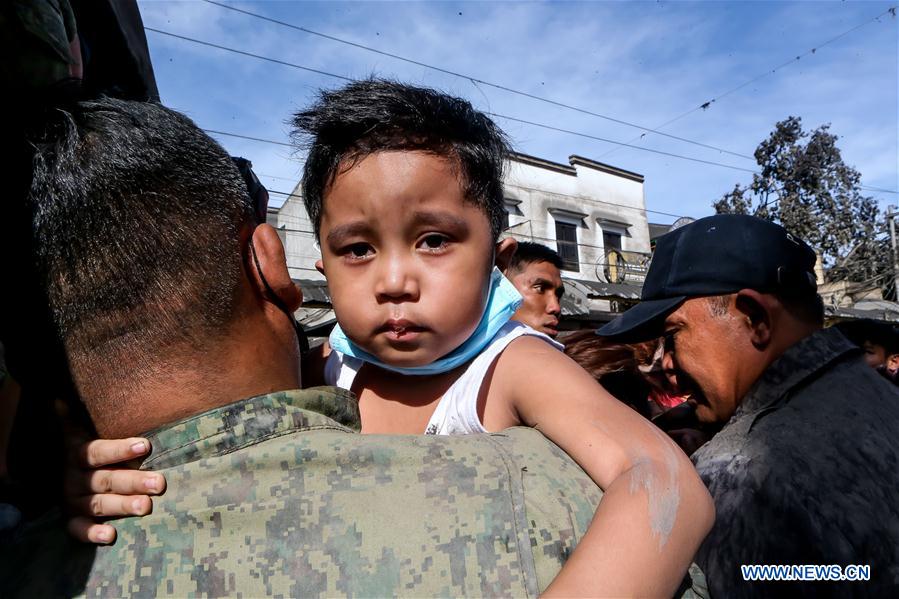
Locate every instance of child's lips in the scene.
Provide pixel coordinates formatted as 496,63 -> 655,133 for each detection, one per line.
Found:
378,319 -> 426,341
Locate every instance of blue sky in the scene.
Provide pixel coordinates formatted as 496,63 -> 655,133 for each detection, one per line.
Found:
137,0 -> 898,224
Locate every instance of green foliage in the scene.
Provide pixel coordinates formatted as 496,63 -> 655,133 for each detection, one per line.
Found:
714,116 -> 891,296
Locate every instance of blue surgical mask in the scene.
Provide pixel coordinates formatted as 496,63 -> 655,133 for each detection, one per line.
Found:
329,266 -> 523,376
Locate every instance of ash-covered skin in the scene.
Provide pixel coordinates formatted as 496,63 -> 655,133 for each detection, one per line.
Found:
591,417 -> 683,550
641,425 -> 684,549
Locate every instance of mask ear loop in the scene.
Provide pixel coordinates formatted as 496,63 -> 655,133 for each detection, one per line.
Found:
249,238 -> 310,358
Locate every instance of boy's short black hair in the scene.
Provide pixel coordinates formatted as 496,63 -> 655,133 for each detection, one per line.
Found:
291,78 -> 511,240
507,242 -> 564,273
27,98 -> 254,410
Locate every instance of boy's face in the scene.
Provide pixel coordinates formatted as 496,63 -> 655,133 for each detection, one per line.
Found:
862,341 -> 887,369
318,151 -> 496,367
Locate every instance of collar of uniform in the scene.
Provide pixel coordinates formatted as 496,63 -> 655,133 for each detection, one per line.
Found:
732,327 -> 860,422
140,386 -> 360,470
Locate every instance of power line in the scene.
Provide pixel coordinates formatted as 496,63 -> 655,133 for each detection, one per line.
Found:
204,129 -> 292,147
198,0 -> 750,160
258,172 -> 301,182
860,185 -> 899,195
491,113 -> 757,173
144,27 -> 353,82
600,5 -> 898,159
205,121 -> 894,197
146,27 -> 763,175
158,29 -> 896,196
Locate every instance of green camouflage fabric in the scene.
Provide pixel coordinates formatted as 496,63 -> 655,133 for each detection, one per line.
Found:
2,386 -> 707,597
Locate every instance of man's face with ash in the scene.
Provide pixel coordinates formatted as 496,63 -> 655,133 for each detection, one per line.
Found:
662,297 -> 758,424
317,151 -> 496,367
508,260 -> 564,337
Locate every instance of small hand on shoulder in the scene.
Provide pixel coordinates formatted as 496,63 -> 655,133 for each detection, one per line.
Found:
65,437 -> 166,544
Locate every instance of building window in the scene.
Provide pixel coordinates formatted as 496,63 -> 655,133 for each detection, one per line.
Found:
502,198 -> 522,232
603,231 -> 622,252
555,221 -> 580,271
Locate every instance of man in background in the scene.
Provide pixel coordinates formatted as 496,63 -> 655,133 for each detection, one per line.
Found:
599,214 -> 899,597
505,242 -> 565,338
834,318 -> 899,384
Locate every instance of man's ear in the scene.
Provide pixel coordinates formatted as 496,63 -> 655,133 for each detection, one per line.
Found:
249,224 -> 303,312
495,238 -> 518,273
734,289 -> 774,349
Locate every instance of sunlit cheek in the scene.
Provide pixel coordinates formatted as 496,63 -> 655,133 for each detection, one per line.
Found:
328,276 -> 374,338
448,284 -> 490,340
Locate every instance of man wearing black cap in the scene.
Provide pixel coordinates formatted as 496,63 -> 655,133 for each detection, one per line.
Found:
599,214 -> 899,597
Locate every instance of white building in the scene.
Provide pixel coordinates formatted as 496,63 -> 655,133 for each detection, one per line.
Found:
503,152 -> 649,279
268,152 -> 652,332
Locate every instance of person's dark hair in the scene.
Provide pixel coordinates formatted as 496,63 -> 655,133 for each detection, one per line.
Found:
834,319 -> 899,353
27,98 -> 254,414
507,242 -> 564,273
561,329 -> 653,417
291,78 -> 511,240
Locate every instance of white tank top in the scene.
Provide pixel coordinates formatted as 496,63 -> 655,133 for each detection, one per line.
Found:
323,321 -> 564,435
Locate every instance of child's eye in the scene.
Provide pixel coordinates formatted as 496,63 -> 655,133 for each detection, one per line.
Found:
418,234 -> 450,252
343,242 -> 374,260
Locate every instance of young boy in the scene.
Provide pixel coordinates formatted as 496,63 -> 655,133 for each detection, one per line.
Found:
294,79 -> 713,596
81,80 -> 714,596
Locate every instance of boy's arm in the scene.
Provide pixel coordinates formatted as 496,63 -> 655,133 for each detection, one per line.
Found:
493,336 -> 715,597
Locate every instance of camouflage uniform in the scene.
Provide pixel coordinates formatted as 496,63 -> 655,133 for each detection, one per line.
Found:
3,386 -> 706,597
693,328 -> 899,597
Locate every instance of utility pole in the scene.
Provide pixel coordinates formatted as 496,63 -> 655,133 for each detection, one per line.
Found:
889,206 -> 899,301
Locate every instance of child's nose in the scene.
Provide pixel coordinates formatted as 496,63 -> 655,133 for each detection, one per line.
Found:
374,254 -> 419,302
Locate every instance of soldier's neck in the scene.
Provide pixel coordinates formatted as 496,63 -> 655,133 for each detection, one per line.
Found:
84,328 -> 302,439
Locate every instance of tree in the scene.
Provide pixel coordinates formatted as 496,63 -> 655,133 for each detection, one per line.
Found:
714,116 -> 892,298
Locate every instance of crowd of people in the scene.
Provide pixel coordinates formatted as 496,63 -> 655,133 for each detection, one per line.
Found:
2,3 -> 899,598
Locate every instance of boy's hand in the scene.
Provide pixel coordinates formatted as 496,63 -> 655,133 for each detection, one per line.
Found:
65,437 -> 166,544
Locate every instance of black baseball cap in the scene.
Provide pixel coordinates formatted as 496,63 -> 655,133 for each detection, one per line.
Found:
597,214 -> 818,340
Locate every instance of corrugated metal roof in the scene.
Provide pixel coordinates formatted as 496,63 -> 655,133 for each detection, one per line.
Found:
560,278 -> 592,317
825,304 -> 899,323
575,279 -> 643,301
295,279 -> 331,306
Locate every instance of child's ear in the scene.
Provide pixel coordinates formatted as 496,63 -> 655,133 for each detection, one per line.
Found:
494,238 -> 518,272
314,259 -> 325,276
